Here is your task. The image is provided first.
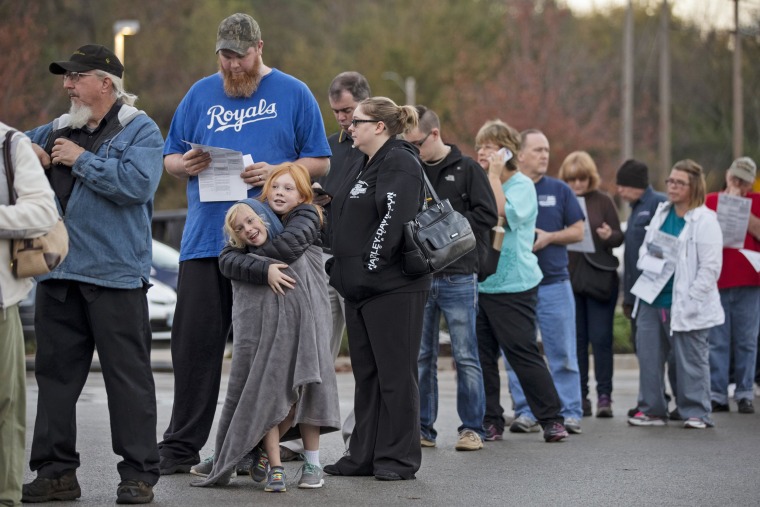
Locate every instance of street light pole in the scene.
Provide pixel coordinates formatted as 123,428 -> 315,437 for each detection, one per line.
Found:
382,71 -> 416,105
113,20 -> 140,85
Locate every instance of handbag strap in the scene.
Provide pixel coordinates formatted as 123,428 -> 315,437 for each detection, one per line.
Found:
419,165 -> 443,205
3,130 -> 16,206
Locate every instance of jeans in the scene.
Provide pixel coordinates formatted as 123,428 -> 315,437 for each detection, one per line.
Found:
419,274 -> 485,440
507,280 -> 583,421
575,283 -> 618,400
709,286 -> 760,403
636,303 -> 713,424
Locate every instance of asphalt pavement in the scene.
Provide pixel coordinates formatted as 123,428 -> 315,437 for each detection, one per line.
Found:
22,346 -> 760,506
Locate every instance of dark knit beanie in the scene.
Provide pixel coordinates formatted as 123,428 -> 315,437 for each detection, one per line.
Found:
616,159 -> 649,189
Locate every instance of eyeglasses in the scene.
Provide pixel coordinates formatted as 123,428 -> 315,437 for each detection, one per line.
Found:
565,175 -> 589,183
410,132 -> 431,147
350,118 -> 379,128
665,178 -> 689,188
62,71 -> 95,83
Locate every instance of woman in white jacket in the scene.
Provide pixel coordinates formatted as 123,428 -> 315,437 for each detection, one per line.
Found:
628,159 -> 723,429
0,123 -> 59,506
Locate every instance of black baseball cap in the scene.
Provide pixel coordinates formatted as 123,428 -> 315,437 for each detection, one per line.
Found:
49,44 -> 124,79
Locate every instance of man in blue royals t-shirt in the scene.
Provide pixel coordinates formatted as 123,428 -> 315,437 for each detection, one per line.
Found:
159,13 -> 330,475
505,129 -> 586,435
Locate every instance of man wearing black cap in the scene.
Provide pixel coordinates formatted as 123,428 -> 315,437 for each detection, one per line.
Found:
23,44 -> 164,504
160,12 -> 330,480
615,159 -> 667,331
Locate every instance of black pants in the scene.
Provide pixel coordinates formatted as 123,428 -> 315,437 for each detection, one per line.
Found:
477,288 -> 563,429
30,281 -> 159,485
159,259 -> 232,460
334,290 -> 428,480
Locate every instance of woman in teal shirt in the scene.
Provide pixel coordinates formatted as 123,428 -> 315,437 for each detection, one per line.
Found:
474,120 -> 568,443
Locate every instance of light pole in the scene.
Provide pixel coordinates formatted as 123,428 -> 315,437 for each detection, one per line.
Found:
381,71 -> 416,105
113,20 -> 140,85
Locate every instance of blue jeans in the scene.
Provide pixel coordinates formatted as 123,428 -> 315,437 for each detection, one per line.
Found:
418,274 -> 485,440
507,280 -> 583,421
709,286 -> 760,403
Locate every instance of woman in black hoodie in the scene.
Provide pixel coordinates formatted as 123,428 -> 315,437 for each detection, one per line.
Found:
324,97 -> 431,481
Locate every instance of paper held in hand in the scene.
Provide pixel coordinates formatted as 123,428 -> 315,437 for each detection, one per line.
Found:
630,230 -> 678,304
716,193 -> 751,248
184,141 -> 251,202
567,196 -> 595,253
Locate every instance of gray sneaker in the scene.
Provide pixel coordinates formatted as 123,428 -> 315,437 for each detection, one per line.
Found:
190,453 -> 237,483
297,462 -> 324,489
251,448 -> 270,483
509,415 -> 540,433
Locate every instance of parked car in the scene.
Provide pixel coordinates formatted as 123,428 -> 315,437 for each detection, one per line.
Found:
20,239 -> 180,341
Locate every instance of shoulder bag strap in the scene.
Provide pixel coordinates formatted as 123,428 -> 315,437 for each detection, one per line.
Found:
3,130 -> 16,205
4,129 -> 17,263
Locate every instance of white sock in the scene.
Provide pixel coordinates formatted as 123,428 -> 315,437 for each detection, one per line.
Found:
303,450 -> 320,466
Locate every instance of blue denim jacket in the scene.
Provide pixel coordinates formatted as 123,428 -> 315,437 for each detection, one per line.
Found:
26,105 -> 164,289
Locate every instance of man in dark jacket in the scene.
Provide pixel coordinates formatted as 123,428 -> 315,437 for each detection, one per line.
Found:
404,106 -> 498,451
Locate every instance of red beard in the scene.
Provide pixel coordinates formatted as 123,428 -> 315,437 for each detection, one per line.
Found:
219,57 -> 262,98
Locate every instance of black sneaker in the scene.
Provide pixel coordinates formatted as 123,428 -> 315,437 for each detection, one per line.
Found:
737,399 -> 755,414
542,422 -> 569,442
22,471 -> 81,503
582,398 -> 592,417
669,408 -> 682,421
627,406 -> 639,417
159,453 -> 199,475
116,480 -> 154,504
711,400 -> 730,412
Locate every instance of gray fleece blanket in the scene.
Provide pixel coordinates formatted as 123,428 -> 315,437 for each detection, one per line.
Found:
193,246 -> 340,486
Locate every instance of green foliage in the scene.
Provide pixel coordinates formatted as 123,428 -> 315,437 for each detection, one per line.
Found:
613,306 -> 635,354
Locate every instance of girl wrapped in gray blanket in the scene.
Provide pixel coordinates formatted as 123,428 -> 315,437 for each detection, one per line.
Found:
191,163 -> 340,493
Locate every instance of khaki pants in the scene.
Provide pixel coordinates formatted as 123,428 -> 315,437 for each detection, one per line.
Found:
0,305 -> 25,506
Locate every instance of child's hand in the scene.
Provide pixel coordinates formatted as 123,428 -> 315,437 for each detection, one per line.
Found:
268,263 -> 296,295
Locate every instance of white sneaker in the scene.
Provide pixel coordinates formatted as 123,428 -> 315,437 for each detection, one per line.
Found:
683,418 -> 707,429
509,415 -> 540,433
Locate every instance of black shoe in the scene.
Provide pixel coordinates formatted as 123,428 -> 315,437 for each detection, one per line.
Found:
323,464 -> 342,476
711,400 -> 730,412
375,469 -> 413,481
159,453 -> 199,475
737,399 -> 755,414
669,408 -> 682,421
22,471 -> 81,503
627,406 -> 639,417
582,398 -> 592,417
116,480 -> 154,504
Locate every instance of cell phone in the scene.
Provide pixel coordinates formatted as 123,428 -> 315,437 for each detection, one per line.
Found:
498,147 -> 513,164
312,187 -> 330,197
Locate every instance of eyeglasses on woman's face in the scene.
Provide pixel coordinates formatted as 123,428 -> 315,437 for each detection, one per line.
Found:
665,177 -> 689,188
350,118 -> 379,128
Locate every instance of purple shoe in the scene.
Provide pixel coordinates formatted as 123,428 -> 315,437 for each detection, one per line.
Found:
543,422 -> 569,442
484,423 -> 503,441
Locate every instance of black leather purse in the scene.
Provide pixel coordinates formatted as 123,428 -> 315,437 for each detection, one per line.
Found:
401,169 -> 476,275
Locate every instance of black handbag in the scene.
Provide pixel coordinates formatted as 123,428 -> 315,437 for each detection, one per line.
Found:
570,252 -> 618,302
401,169 -> 476,275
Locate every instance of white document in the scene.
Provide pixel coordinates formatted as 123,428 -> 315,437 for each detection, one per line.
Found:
740,249 -> 760,272
630,230 -> 679,304
717,193 -> 751,248
185,142 -> 248,202
567,196 -> 595,253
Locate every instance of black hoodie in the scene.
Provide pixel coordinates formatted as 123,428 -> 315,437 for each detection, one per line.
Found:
328,138 -> 431,304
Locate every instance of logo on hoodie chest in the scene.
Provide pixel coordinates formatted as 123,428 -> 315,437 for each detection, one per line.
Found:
350,180 -> 368,198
